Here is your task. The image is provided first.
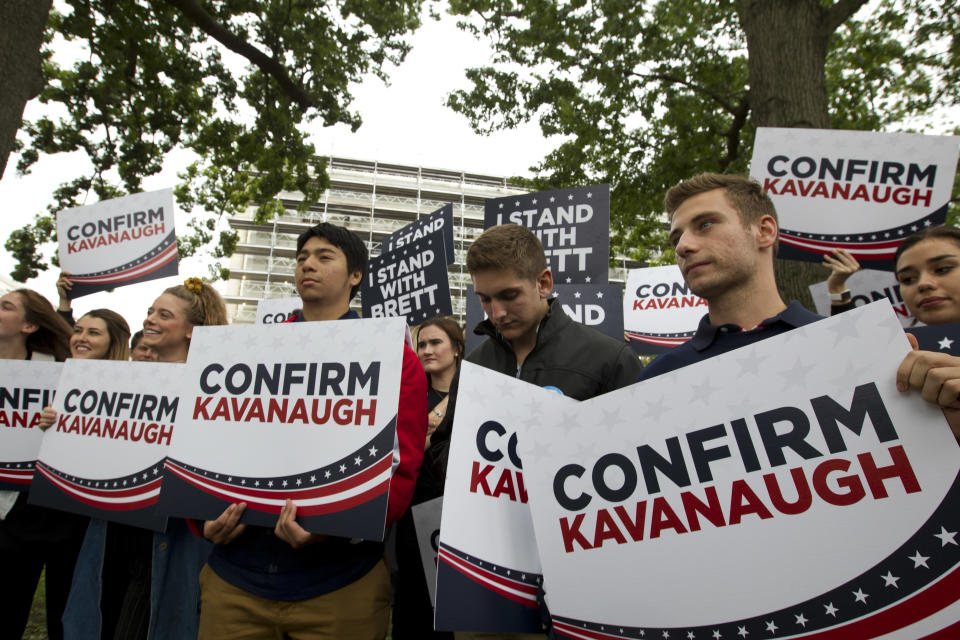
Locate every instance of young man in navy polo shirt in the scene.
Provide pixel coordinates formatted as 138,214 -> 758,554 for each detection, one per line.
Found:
198,223 -> 428,639
639,173 -> 822,380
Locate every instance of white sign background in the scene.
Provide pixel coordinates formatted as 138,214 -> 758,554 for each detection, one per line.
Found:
161,319 -> 406,538
436,363 -> 568,631
750,128 -> 959,233
255,296 -> 301,324
516,302 -> 960,633
32,360 -> 182,529
0,361 -> 62,490
57,188 -> 178,295
623,265 -> 707,353
39,360 -> 182,479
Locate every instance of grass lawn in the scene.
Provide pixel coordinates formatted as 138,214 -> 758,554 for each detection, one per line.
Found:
24,571 -> 47,640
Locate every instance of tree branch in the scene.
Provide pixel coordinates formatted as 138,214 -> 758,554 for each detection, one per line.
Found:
719,93 -> 750,172
158,0 -> 315,110
822,0 -> 869,36
632,71 -> 739,114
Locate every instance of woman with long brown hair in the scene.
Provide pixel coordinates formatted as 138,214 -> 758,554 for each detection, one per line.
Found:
0,288 -> 82,640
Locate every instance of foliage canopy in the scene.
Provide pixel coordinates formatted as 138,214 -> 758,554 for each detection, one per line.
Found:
6,0 -> 423,281
446,0 -> 960,265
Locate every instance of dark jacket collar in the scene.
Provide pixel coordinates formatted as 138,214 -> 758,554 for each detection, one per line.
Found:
688,301 -> 820,352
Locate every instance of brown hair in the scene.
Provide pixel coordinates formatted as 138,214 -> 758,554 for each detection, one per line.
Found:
417,316 -> 465,365
14,289 -> 71,361
78,309 -> 131,361
665,173 -> 779,257
894,225 -> 960,270
466,224 -> 548,281
163,280 -> 229,327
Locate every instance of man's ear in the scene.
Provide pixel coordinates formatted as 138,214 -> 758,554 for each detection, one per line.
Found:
349,270 -> 363,288
756,215 -> 779,251
536,268 -> 553,299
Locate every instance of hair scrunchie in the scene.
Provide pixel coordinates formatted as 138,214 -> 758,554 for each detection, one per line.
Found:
184,277 -> 204,295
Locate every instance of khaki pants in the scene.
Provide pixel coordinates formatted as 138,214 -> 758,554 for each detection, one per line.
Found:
197,560 -> 390,640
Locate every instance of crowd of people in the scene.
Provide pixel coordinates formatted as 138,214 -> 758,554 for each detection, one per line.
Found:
1,171 -> 959,639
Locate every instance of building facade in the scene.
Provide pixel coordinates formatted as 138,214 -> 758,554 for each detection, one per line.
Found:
224,156 -> 632,325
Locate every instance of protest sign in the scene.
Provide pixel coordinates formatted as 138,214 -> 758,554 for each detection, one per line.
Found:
383,204 -> 456,265
57,189 -> 179,297
485,185 -> 610,285
0,362 -> 62,491
255,296 -> 301,324
512,302 -> 960,638
362,233 -> 452,325
551,284 -> 624,343
750,128 -> 960,269
623,265 -> 707,354
412,496 -> 444,607
29,361 -> 181,530
436,363 -> 569,633
809,269 -> 914,328
159,318 -> 406,540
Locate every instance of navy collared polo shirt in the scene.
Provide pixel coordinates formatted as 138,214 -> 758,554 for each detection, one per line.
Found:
638,301 -> 823,381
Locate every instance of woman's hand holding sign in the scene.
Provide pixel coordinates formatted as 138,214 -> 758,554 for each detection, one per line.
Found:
898,332 -> 960,440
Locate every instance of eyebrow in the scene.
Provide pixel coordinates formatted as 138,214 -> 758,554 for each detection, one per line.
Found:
896,253 -> 958,276
475,286 -> 521,299
668,213 -> 714,245
298,247 -> 337,257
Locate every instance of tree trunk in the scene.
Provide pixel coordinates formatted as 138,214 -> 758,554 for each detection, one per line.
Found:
738,0 -> 843,310
0,0 -> 51,182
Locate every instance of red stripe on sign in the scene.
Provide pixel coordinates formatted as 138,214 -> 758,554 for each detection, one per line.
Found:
35,465 -> 158,511
438,549 -> 538,608
164,455 -> 391,500
35,462 -> 162,498
71,244 -> 176,284
795,562 -> 960,639
162,461 -> 389,516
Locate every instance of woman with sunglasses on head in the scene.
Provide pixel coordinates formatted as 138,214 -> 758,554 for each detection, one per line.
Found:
894,226 -> 960,441
0,288 -> 84,640
62,278 -> 228,640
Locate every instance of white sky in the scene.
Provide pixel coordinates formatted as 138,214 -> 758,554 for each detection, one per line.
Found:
0,12 -> 555,331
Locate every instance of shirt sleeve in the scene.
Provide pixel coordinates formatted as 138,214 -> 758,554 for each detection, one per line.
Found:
386,343 -> 428,526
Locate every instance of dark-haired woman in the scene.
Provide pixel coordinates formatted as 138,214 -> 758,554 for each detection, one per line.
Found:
63,278 -> 228,640
0,288 -> 86,640
894,225 -> 960,442
391,317 -> 465,640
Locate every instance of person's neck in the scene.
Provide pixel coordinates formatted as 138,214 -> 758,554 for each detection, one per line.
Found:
430,366 -> 456,393
300,299 -> 350,322
0,337 -> 28,360
156,342 -> 190,364
707,277 -> 786,329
